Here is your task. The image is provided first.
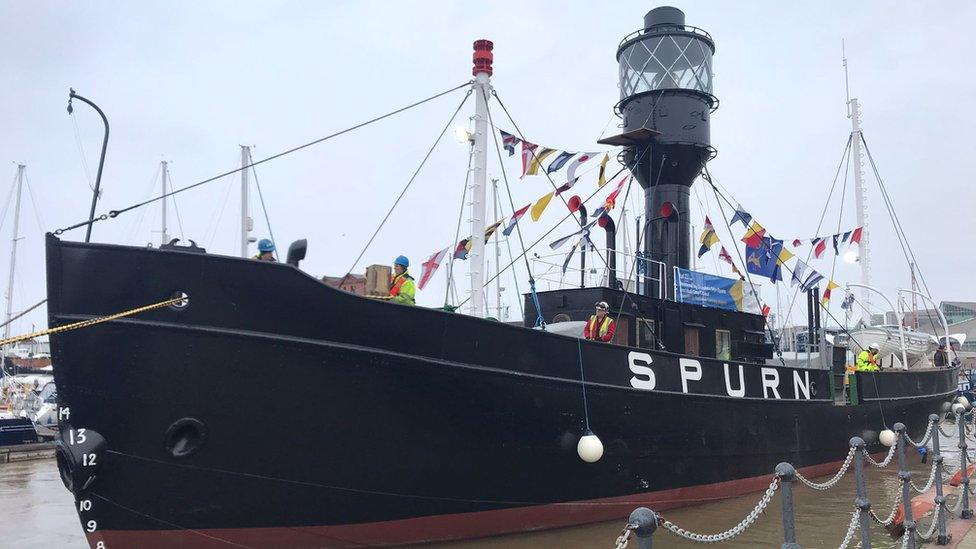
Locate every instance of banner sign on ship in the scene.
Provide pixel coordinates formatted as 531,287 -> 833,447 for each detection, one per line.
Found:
674,268 -> 760,314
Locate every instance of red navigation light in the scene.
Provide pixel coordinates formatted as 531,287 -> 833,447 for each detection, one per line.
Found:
567,195 -> 581,213
598,214 -> 609,228
472,39 -> 494,76
659,201 -> 675,219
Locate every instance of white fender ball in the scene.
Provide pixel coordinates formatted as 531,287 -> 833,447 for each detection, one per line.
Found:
879,429 -> 897,447
953,403 -> 966,416
958,396 -> 972,411
577,431 -> 604,463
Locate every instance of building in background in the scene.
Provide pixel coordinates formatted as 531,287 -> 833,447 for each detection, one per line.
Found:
912,301 -> 976,367
322,274 -> 366,296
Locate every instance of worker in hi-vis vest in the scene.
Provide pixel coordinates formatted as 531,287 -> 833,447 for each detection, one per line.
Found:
584,301 -> 616,342
253,239 -> 276,262
856,343 -> 881,371
389,256 -> 416,305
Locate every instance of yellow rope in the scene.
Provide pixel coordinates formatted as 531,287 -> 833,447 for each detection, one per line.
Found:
0,296 -> 186,348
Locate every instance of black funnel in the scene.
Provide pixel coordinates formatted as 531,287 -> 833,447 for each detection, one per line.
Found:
644,6 -> 685,29
611,6 -> 716,297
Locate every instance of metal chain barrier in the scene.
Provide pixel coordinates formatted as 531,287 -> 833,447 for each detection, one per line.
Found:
950,490 -> 966,514
795,446 -> 857,491
901,529 -> 912,549
863,444 -> 897,468
910,458 -> 940,493
613,525 -> 632,549
836,508 -> 861,549
869,486 -> 903,525
659,477 -> 780,543
917,504 -> 942,541
905,420 -> 936,448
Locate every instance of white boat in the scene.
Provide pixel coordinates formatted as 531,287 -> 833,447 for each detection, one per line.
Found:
838,324 -> 936,369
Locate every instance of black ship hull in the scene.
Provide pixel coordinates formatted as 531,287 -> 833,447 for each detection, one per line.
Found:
46,237 -> 956,548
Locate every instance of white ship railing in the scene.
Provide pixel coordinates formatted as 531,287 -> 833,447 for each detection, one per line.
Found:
529,247 -> 666,298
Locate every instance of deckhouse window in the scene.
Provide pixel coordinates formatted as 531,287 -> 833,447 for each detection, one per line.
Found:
715,330 -> 731,360
638,318 -> 657,348
684,327 -> 700,356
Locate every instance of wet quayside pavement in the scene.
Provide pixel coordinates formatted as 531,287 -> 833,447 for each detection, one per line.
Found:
0,445 -> 966,548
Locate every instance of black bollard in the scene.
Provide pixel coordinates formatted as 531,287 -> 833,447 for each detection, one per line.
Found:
958,410 -> 973,519
775,462 -> 801,549
850,437 -> 872,548
629,507 -> 656,549
929,414 -> 950,544
894,423 -> 918,549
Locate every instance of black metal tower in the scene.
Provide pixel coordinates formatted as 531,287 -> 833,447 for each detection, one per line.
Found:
601,6 -> 716,298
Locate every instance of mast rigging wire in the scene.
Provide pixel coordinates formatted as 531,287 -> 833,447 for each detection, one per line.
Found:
702,166 -> 781,360
490,90 -> 614,275
494,183 -> 524,319
453,164 -> 632,310
483,91 -> 536,309
344,90 -> 473,276
0,170 -> 17,236
22,172 -> 46,233
774,135 -> 854,337
53,81 -> 474,236
860,134 -> 949,355
246,150 -> 277,261
706,173 -> 867,354
70,114 -> 96,192
0,299 -> 46,332
445,142 -> 474,307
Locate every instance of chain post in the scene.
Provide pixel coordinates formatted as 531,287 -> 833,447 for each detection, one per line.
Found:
775,463 -> 801,549
958,411 -> 973,519
850,437 -> 872,548
629,507 -> 656,549
894,423 -> 918,549
927,414 -> 950,544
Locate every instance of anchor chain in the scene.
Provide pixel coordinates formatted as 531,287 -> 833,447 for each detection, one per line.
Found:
659,477 -> 779,543
795,446 -> 856,490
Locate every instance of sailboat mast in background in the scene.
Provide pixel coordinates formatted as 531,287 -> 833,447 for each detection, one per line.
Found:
159,160 -> 169,246
3,164 -> 25,348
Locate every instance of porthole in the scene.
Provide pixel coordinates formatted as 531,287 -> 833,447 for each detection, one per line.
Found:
169,291 -> 190,311
164,418 -> 207,458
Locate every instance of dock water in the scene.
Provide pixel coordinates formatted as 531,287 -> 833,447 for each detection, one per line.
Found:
3,430 -> 976,547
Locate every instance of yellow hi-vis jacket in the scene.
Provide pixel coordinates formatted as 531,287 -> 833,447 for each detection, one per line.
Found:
390,271 -> 416,305
856,350 -> 879,372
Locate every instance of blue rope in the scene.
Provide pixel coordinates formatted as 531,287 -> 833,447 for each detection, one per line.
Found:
529,279 -> 546,329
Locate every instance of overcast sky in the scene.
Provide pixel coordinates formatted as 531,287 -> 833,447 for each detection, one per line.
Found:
1,0 -> 974,336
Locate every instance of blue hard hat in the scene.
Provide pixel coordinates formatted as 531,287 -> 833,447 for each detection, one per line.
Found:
258,239 -> 275,252
394,255 -> 409,267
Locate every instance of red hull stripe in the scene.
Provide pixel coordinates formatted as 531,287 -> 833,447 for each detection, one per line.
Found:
87,453 -> 878,548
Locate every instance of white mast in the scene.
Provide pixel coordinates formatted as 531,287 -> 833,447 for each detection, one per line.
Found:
468,40 -> 493,318
491,178 -> 503,320
160,160 -> 169,246
240,145 -> 251,258
844,45 -> 872,323
3,164 -> 24,347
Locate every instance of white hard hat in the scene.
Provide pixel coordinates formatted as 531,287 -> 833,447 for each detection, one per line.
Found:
595,301 -> 609,310
869,343 -> 880,351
